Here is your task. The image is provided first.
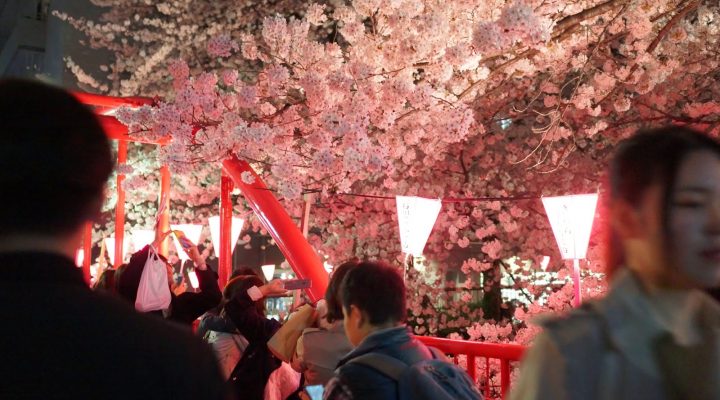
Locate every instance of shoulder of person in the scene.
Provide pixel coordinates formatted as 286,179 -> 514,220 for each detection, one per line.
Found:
82,292 -> 227,398
534,301 -> 611,356
333,361 -> 397,400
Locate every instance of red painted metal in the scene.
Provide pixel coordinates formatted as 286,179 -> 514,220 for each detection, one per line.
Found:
97,115 -> 169,145
82,222 -> 92,284
159,166 -> 171,256
500,359 -> 511,398
114,141 -> 127,267
416,336 -> 525,399
485,358 -> 491,398
219,173 -> 234,288
222,156 -> 328,302
72,91 -> 154,108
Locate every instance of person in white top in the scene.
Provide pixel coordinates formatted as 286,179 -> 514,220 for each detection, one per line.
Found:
512,126 -> 720,400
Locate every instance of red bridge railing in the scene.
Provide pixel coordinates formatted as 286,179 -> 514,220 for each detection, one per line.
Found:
416,336 -> 526,399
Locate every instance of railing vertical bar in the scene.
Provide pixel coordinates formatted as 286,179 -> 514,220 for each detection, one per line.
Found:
467,355 -> 476,383
485,357 -> 491,398
501,359 -> 511,400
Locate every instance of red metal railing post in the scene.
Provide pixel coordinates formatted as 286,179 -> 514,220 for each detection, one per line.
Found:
501,359 -> 511,400
485,358 -> 491,398
159,166 -> 171,256
219,173 -> 233,287
467,355 -> 476,383
82,222 -> 92,284
114,141 -> 127,267
415,336 -> 525,397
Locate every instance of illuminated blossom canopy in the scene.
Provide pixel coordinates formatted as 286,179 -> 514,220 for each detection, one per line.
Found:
59,0 -> 720,347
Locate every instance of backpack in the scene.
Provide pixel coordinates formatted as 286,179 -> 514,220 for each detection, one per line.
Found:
347,347 -> 483,400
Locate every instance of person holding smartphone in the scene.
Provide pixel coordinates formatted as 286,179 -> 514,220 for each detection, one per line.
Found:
222,275 -> 289,400
288,260 -> 358,399
117,228 -> 222,325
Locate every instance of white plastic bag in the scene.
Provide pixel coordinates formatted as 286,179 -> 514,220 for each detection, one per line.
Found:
135,245 -> 172,312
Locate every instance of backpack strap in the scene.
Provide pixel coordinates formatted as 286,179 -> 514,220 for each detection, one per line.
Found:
427,347 -> 448,361
347,352 -> 408,381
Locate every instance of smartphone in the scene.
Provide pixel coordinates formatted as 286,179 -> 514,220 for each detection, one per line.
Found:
282,278 -> 312,290
305,385 -> 324,400
173,230 -> 194,251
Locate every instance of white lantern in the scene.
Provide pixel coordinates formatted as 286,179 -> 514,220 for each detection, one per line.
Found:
261,264 -> 276,282
75,249 -> 84,268
170,224 -> 203,262
130,229 -> 155,253
395,196 -> 442,256
208,216 -> 245,257
104,236 -> 129,266
542,193 -> 598,306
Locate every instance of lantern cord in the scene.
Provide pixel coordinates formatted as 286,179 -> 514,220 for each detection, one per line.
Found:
327,192 -> 540,202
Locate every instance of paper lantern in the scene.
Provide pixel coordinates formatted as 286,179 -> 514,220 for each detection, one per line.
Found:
104,236 -> 129,266
540,255 -> 550,271
130,229 -> 155,253
541,193 -> 598,260
395,196 -> 442,256
208,215 -> 245,257
75,249 -> 84,268
261,264 -> 276,281
170,224 -> 203,262
542,193 -> 598,306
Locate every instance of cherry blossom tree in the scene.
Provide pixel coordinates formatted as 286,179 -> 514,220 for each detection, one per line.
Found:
60,0 -> 720,350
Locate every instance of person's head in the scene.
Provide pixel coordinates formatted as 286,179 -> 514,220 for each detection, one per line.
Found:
230,266 -> 260,281
341,261 -> 405,346
0,79 -> 112,252
93,269 -> 117,294
606,126 -> 720,290
223,274 -> 266,315
324,259 -> 359,323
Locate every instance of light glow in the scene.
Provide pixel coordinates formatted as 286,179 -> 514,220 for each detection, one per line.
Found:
541,193 -> 598,260
75,249 -> 84,267
395,196 -> 442,256
188,270 -> 199,288
261,264 -> 276,281
540,256 -> 550,271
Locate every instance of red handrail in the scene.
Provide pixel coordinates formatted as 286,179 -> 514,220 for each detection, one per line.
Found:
416,336 -> 525,399
72,91 -> 154,108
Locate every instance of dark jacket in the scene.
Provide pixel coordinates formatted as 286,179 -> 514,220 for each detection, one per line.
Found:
224,289 -> 282,400
198,310 -> 238,338
0,251 -> 228,399
324,326 -> 434,400
118,245 -> 222,324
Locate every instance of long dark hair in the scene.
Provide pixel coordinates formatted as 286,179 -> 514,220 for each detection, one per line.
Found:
222,275 -> 266,315
605,126 -> 720,278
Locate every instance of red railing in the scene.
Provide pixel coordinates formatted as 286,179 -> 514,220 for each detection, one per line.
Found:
416,336 -> 525,399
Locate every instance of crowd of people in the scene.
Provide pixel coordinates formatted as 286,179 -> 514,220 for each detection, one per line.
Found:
1,78 -> 719,400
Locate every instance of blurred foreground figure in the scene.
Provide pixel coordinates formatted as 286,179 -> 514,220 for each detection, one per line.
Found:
512,126 -> 720,400
0,79 -> 227,399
